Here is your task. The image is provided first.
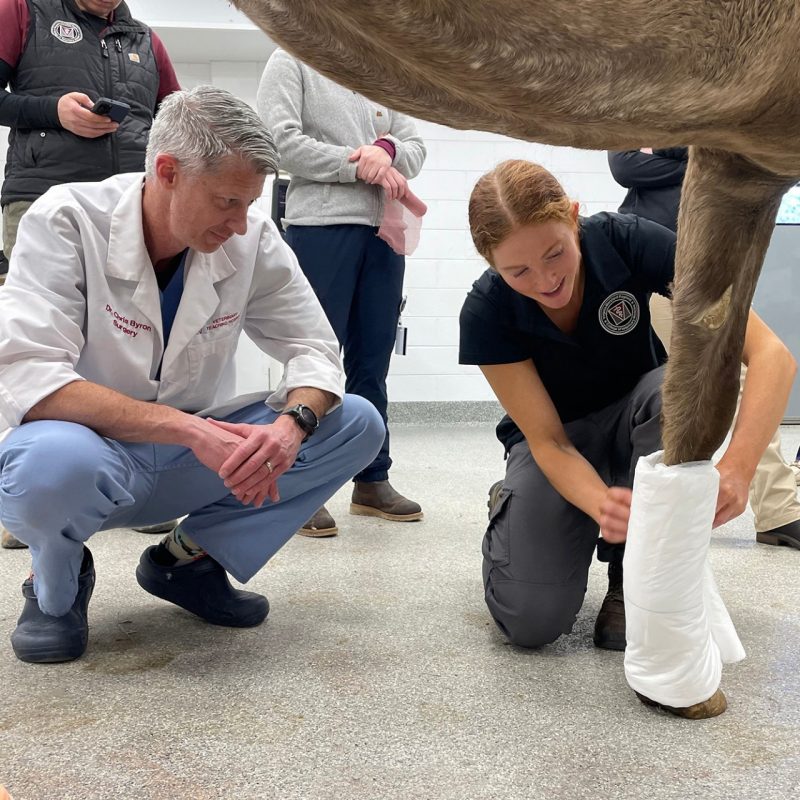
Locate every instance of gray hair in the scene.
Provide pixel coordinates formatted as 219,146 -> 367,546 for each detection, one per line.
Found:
145,85 -> 278,177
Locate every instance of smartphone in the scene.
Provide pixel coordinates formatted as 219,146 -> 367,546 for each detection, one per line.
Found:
90,97 -> 131,124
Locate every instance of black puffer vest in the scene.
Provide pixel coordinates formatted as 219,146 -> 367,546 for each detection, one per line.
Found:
2,0 -> 160,206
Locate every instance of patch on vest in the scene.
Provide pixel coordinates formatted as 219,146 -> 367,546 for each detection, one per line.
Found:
598,291 -> 639,335
51,20 -> 83,44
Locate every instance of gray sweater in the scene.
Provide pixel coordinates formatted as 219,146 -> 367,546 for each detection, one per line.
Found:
257,49 -> 426,228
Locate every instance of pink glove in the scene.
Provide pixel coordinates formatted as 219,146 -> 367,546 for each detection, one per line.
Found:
377,188 -> 427,256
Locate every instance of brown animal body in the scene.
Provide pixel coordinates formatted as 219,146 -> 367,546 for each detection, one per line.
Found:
235,0 -> 800,465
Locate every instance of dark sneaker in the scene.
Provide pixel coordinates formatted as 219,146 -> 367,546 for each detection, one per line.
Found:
756,519 -> 800,550
298,505 -> 339,538
487,480 -> 504,519
135,546 -> 268,627
350,480 -> 423,521
11,547 -> 95,663
132,520 -> 179,534
2,528 -> 28,549
593,561 -> 626,651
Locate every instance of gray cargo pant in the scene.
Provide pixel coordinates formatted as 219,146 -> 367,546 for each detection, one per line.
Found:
483,366 -> 664,648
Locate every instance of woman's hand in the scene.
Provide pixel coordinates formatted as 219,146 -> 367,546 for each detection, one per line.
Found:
599,486 -> 632,543
713,463 -> 750,528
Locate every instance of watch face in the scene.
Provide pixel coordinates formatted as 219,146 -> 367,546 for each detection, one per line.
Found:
284,404 -> 319,436
299,405 -> 318,429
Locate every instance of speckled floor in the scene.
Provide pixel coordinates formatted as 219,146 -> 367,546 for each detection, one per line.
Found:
0,419 -> 798,800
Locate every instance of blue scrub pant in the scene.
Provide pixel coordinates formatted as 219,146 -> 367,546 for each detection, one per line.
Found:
285,224 -> 405,483
0,395 -> 383,617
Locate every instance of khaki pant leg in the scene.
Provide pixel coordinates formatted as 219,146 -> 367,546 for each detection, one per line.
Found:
2,201 -> 34,285
738,364 -> 800,531
649,295 -> 799,532
649,293 -> 673,354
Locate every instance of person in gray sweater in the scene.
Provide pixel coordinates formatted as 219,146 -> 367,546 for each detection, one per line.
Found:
258,48 -> 427,537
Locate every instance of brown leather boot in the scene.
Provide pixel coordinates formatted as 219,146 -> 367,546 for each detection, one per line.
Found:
298,505 -> 338,538
350,481 -> 423,521
1,528 -> 28,550
593,560 -> 625,651
756,518 -> 800,549
635,688 -> 728,719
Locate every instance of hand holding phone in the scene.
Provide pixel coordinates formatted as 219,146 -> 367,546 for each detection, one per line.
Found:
57,92 -> 121,138
90,97 -> 131,124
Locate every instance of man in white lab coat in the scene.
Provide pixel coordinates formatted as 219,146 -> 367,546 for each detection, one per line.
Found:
0,86 -> 384,663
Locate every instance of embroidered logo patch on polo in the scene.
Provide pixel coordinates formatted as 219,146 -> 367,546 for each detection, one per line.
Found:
599,291 -> 639,335
51,20 -> 83,44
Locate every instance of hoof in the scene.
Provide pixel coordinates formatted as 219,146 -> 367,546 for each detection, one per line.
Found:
635,688 -> 727,719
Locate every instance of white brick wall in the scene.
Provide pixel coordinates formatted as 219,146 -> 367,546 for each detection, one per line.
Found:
1,57 -> 628,402
396,120 -> 626,401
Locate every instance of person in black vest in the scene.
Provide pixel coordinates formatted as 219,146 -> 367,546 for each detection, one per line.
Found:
0,0 -> 180,548
607,148 -> 688,234
460,159 -> 795,657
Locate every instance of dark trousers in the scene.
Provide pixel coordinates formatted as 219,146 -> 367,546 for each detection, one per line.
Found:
483,367 -> 664,648
285,224 -> 405,482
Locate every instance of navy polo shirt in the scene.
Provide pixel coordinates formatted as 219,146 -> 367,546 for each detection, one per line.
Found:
459,212 -> 676,452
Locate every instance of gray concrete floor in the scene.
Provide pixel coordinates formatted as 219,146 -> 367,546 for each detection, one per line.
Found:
0,421 -> 798,800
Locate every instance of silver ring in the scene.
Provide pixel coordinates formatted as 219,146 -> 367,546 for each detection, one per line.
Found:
265,460 -> 274,474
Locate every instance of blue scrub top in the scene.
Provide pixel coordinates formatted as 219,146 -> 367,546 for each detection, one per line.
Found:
155,249 -> 187,380
459,212 -> 676,452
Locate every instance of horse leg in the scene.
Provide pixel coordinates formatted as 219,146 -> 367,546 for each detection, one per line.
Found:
662,147 -> 793,465
638,148 -> 791,719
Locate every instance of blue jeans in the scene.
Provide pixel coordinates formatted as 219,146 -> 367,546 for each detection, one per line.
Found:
0,395 -> 383,616
285,224 -> 405,482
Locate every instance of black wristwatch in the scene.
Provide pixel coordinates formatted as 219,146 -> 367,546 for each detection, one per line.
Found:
281,403 -> 319,440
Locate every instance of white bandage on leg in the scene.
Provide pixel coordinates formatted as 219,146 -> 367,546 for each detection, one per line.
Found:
623,452 -> 745,708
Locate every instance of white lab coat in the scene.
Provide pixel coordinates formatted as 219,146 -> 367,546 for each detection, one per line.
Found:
0,173 -> 344,429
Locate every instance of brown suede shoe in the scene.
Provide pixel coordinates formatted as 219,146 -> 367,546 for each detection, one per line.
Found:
635,687 -> 728,719
1,528 -> 28,550
298,505 -> 339,538
350,481 -> 423,521
593,561 -> 625,651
